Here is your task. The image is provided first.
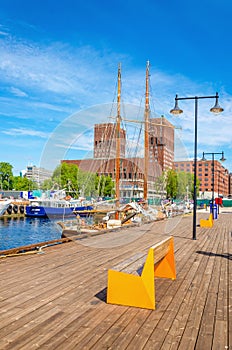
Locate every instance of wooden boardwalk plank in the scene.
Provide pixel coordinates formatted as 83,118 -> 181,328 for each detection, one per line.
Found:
144,226 -> 219,350
0,213 -> 231,349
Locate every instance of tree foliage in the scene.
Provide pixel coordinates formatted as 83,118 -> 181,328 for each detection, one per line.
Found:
166,169 -> 178,198
13,176 -> 36,191
0,161 -> 200,200
0,162 -> 14,190
165,170 -> 200,200
154,173 -> 166,197
44,162 -> 114,198
95,174 -> 115,197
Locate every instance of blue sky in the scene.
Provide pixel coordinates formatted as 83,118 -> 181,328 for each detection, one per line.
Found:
0,0 -> 232,175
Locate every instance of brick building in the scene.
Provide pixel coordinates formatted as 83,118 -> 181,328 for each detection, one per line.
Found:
174,160 -> 229,198
149,116 -> 174,171
94,123 -> 126,159
63,117 -> 175,199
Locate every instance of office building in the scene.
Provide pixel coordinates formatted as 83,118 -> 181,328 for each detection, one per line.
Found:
174,160 -> 229,198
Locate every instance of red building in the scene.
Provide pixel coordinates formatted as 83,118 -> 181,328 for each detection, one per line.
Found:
94,123 -> 126,159
63,117 -> 175,199
174,160 -> 229,198
149,116 -> 174,171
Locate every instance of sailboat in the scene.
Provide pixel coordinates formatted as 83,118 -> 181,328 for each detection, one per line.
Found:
106,61 -> 159,223
114,60 -> 155,206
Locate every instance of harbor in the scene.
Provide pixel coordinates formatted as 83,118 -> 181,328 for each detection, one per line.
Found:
0,198 -> 187,252
0,2 -> 231,349
0,217 -> 63,251
0,210 -> 231,349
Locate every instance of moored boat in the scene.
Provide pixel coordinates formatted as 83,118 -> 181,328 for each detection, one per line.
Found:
0,199 -> 12,216
25,199 -> 94,218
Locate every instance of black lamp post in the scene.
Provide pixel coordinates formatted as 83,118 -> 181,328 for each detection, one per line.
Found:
201,151 -> 226,215
170,92 -> 224,240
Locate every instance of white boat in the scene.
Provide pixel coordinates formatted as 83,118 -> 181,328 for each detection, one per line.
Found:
0,199 -> 12,216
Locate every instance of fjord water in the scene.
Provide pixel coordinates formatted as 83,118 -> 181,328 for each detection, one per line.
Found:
0,217 -> 63,251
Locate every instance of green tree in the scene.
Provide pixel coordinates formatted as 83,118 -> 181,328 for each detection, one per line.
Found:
176,171 -> 200,199
76,168 -> 97,197
176,172 -> 190,199
50,163 -> 79,195
13,176 -> 36,191
95,174 -> 114,197
166,169 -> 178,199
49,162 -> 99,198
41,178 -> 54,190
0,162 -> 14,190
154,173 -> 167,197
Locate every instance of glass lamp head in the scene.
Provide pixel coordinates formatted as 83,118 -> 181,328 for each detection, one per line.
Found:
170,95 -> 183,115
220,151 -> 226,162
210,92 -> 224,113
201,152 -> 207,161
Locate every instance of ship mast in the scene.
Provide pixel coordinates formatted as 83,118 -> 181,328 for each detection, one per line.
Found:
144,61 -> 150,204
115,63 -> 121,210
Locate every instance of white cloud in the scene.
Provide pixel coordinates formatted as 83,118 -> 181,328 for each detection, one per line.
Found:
0,24 -> 231,172
9,86 -> 28,97
0,35 -> 126,106
0,31 -> 8,36
2,128 -> 49,138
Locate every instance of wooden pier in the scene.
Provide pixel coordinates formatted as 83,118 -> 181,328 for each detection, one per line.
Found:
0,211 -> 231,349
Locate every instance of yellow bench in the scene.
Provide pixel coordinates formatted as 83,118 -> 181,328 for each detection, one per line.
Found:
107,236 -> 176,310
200,213 -> 213,228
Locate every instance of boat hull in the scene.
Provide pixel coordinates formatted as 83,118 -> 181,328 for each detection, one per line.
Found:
25,205 -> 94,218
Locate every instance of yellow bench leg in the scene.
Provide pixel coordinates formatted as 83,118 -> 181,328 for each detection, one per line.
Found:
107,268 -> 155,309
153,238 -> 176,280
107,238 -> 176,310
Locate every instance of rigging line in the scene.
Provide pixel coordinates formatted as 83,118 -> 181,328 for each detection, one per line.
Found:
73,126 -> 103,195
78,156 -> 98,196
124,119 -> 143,188
149,81 -> 157,115
125,95 -> 144,160
130,122 -> 143,183
123,94 -> 144,189
97,122 -> 116,196
95,125 -> 111,192
79,154 -> 107,198
108,75 -> 119,120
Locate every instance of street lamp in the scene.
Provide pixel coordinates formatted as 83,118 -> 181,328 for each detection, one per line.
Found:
170,92 -> 224,240
201,151 -> 226,215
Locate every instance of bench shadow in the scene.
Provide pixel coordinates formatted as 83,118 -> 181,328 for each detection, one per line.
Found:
95,287 -> 107,303
196,250 -> 232,260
